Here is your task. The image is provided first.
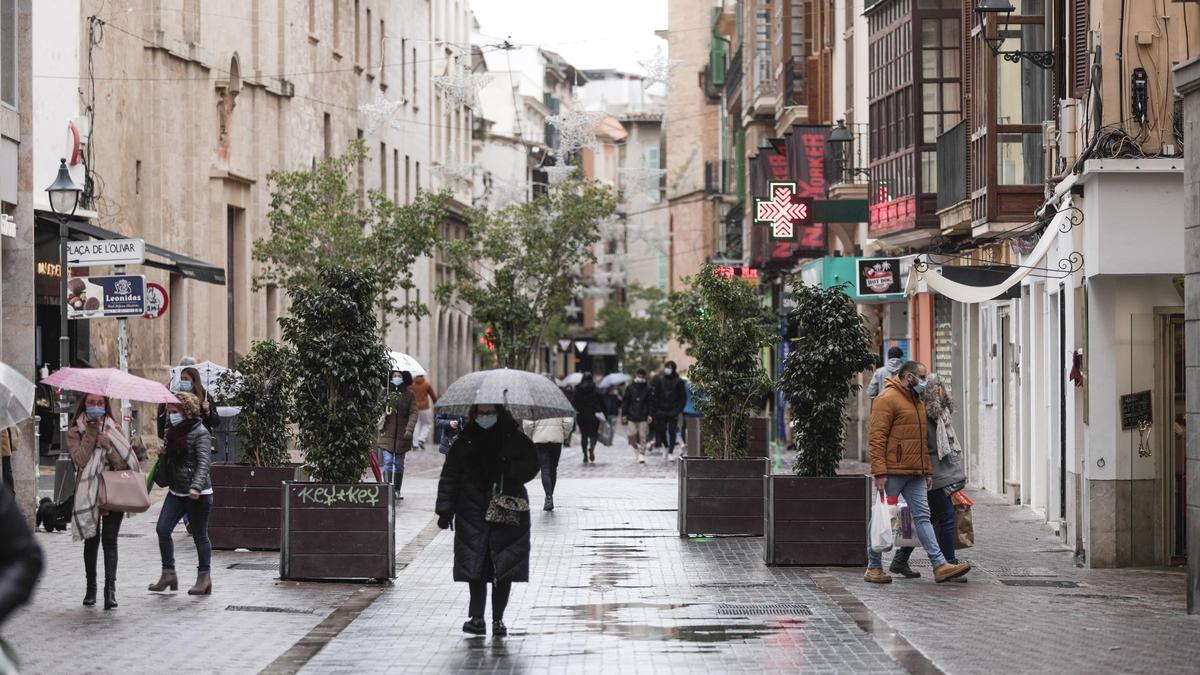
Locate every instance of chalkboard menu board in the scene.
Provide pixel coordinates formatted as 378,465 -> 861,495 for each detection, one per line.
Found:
1120,390 -> 1152,430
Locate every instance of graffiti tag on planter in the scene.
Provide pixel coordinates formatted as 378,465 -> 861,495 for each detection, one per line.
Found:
295,485 -> 381,507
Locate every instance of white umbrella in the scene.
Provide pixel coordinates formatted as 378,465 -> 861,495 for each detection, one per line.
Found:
0,361 -> 36,431
389,351 -> 426,376
170,360 -> 234,397
599,373 -> 632,389
436,369 -> 574,420
561,372 -> 584,387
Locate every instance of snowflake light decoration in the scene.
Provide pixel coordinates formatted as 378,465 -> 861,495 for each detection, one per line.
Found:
627,222 -> 671,254
486,175 -> 529,207
543,163 -> 576,184
434,161 -> 477,185
358,91 -> 403,136
597,216 -> 626,241
638,47 -> 683,89
619,166 -> 667,195
547,108 -> 605,155
433,60 -> 493,109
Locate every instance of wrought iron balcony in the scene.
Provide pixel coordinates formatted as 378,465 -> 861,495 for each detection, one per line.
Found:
827,121 -> 871,188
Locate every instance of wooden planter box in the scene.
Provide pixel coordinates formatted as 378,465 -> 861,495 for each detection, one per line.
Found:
209,465 -> 298,551
764,474 -> 870,566
684,417 -> 770,459
280,482 -> 395,581
678,457 -> 768,537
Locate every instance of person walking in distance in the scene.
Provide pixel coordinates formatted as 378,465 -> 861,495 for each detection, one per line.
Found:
436,404 -> 539,636
868,346 -> 904,400
621,369 -> 654,463
649,361 -> 687,459
149,393 -> 215,596
572,373 -> 604,464
864,362 -> 971,584
68,394 -> 145,609
887,372 -> 968,580
377,371 -> 417,500
410,373 -> 438,450
523,414 -> 575,511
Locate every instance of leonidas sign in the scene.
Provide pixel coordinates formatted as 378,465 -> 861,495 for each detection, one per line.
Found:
856,258 -> 903,297
66,274 -> 147,319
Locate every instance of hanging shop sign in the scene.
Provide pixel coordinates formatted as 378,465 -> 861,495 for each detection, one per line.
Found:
856,257 -> 903,297
143,282 -> 169,319
66,238 -> 145,267
66,274 -> 147,319
713,265 -> 760,285
755,182 -> 813,241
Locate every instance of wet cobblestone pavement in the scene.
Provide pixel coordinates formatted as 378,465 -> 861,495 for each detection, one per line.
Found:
5,433 -> 1198,673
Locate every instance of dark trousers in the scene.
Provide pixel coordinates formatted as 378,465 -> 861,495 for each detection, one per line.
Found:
653,415 -> 679,450
893,488 -> 958,566
1,455 -> 13,493
157,493 -> 214,572
468,580 -> 513,621
83,511 -> 123,582
535,443 -> 562,497
577,418 -> 598,455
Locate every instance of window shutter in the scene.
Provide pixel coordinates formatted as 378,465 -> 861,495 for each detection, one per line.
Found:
711,39 -> 727,85
1071,0 -> 1089,97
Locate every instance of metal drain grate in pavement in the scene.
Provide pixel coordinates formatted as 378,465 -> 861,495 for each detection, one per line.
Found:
226,604 -> 314,615
999,579 -> 1080,588
985,566 -> 1057,577
716,603 -> 812,616
227,562 -> 280,570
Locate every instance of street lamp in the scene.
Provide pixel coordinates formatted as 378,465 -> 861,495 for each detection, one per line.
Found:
45,159 -> 82,415
826,120 -> 870,181
975,1 -> 1055,70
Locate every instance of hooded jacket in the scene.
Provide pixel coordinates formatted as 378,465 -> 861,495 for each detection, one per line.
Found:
868,376 -> 931,477
649,371 -> 687,418
867,357 -> 904,399
621,380 -> 653,422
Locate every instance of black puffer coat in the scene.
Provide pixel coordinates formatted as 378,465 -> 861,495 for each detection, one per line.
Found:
436,417 -> 539,583
163,418 -> 213,494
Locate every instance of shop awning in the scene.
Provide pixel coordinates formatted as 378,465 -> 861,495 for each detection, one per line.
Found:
37,214 -> 226,285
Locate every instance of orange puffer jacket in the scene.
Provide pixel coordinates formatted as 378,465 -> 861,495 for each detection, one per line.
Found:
868,377 -> 931,477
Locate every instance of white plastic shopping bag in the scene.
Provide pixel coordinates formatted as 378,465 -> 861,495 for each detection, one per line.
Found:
892,496 -> 921,548
869,493 -> 894,553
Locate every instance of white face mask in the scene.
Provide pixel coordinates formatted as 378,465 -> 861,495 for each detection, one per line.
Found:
635,377 -> 645,383
476,414 -> 498,430
664,368 -> 674,376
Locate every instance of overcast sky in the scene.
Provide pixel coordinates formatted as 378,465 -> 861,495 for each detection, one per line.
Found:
471,0 -> 668,75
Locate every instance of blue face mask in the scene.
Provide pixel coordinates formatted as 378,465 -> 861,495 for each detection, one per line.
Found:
913,379 -> 927,395
168,412 -> 184,426
85,407 -> 106,420
476,414 -> 498,430
391,378 -> 405,387
177,380 -> 193,393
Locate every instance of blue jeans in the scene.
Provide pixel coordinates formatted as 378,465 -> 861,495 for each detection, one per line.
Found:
381,449 -> 405,474
867,475 -> 947,569
157,493 -> 213,572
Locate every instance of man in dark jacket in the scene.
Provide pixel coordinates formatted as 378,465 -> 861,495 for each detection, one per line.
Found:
572,374 -> 604,463
649,360 -> 687,458
621,369 -> 654,462
0,477 -> 43,627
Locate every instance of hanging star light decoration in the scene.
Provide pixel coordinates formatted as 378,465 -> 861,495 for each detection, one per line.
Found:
358,90 -> 404,136
565,300 -> 583,319
619,166 -> 668,195
638,47 -> 683,89
433,59 -> 493,109
544,163 -> 576,184
547,107 -> 605,156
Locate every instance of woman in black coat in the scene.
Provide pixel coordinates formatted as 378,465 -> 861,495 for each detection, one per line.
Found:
435,404 -> 538,637
572,374 -> 604,463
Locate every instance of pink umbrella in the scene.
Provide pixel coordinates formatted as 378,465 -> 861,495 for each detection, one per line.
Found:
41,368 -> 179,404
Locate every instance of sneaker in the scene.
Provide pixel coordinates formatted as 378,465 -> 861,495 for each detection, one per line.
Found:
888,562 -> 921,579
462,618 -> 487,635
863,568 -> 892,584
933,562 -> 971,583
638,453 -> 646,464
492,620 -> 508,637
543,496 -> 554,511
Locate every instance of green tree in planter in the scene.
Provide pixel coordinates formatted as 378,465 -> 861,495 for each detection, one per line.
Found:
670,266 -> 776,460
280,266 -> 391,484
782,282 -> 876,477
214,340 -> 295,467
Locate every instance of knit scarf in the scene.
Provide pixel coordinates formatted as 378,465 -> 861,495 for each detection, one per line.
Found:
72,417 -> 139,542
923,377 -> 960,460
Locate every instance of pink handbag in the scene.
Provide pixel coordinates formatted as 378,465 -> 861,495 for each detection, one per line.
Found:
98,469 -> 151,513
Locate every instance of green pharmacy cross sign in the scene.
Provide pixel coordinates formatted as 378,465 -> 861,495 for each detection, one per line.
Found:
755,181 -> 813,240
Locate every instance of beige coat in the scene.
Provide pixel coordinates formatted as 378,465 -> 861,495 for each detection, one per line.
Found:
523,417 -> 576,445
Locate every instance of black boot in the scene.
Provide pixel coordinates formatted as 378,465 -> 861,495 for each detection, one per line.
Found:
392,471 -> 404,501
889,548 -> 920,579
103,546 -> 119,609
83,545 -> 98,607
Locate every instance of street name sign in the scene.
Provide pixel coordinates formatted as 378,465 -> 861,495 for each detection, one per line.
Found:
66,238 -> 146,266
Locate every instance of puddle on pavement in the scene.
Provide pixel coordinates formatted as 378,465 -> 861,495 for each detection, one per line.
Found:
537,601 -> 803,644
